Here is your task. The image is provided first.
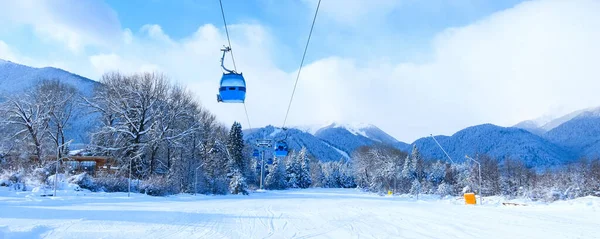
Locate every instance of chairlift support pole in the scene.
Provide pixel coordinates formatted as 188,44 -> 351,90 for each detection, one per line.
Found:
256,139 -> 272,190
260,150 -> 264,189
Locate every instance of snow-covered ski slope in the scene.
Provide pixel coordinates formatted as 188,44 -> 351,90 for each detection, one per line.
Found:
1,188 -> 598,239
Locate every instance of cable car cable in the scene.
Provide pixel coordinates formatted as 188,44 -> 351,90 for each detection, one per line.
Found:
243,102 -> 253,131
274,0 -> 321,157
281,0 -> 321,129
218,0 -> 237,72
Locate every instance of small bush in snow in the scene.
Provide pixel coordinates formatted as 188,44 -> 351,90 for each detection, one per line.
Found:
410,179 -> 422,197
139,176 -> 175,196
67,172 -> 97,191
28,167 -> 51,186
0,169 -> 26,191
229,171 -> 248,195
95,176 -> 130,192
437,183 -> 453,197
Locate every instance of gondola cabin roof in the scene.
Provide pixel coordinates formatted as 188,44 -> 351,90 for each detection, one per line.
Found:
220,73 -> 245,87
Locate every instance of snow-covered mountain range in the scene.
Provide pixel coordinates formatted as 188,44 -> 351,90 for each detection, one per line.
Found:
0,59 -> 98,96
245,111 -> 600,169
2,59 -> 599,167
243,122 -> 406,162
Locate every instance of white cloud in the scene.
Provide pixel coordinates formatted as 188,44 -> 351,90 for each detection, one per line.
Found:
0,0 -> 122,53
0,41 -> 18,62
89,53 -> 123,74
123,29 -> 134,45
140,24 -> 174,44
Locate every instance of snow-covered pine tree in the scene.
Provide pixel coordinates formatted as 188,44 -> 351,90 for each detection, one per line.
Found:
297,147 -> 312,189
310,159 -> 325,188
410,145 -> 424,180
227,121 -> 245,173
225,121 -> 250,194
338,160 -> 356,188
285,151 -> 301,188
428,161 -> 446,187
437,182 -> 452,198
322,161 -> 339,188
204,139 -> 231,195
229,169 -> 249,195
410,179 -> 421,199
401,153 -> 413,180
265,157 -> 287,190
453,162 -> 474,194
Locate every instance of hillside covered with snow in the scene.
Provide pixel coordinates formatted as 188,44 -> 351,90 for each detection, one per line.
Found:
0,59 -> 100,145
411,124 -> 577,168
244,122 -> 409,161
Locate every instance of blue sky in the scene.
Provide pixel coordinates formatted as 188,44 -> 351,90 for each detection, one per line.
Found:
1,0 -> 600,142
103,0 -> 525,70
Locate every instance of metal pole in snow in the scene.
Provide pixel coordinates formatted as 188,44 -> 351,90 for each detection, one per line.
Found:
128,157 -> 132,197
53,140 -> 72,197
478,163 -> 482,205
394,158 -> 397,195
465,155 -> 482,205
194,165 -> 202,195
54,145 -> 59,197
260,150 -> 264,190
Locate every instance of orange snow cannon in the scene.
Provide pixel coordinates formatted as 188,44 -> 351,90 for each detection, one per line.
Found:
464,193 -> 477,205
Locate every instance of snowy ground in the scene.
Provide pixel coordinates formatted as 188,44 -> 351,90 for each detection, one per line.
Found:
0,187 -> 599,239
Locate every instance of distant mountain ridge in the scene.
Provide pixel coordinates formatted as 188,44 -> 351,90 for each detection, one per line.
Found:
0,59 -> 100,146
544,109 -> 600,159
247,109 -> 600,169
0,59 -> 98,96
243,122 -> 409,161
412,124 -> 576,168
514,106 -> 600,134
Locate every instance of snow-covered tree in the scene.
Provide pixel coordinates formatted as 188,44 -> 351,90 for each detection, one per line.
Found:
309,158 -> 324,188
30,80 -> 79,159
352,145 -> 404,193
229,169 -> 248,195
285,151 -> 301,188
403,145 -> 424,182
297,147 -> 312,189
265,157 -> 286,190
437,182 -> 452,197
401,154 -> 413,180
410,179 -> 421,198
227,122 -> 245,173
0,80 -> 69,164
427,161 -> 446,186
87,72 -> 169,178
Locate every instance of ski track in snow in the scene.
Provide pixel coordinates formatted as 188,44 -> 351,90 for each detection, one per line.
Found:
0,188 -> 599,239
320,141 -> 350,160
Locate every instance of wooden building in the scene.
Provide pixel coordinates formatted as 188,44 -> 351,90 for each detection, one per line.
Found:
62,156 -> 118,175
